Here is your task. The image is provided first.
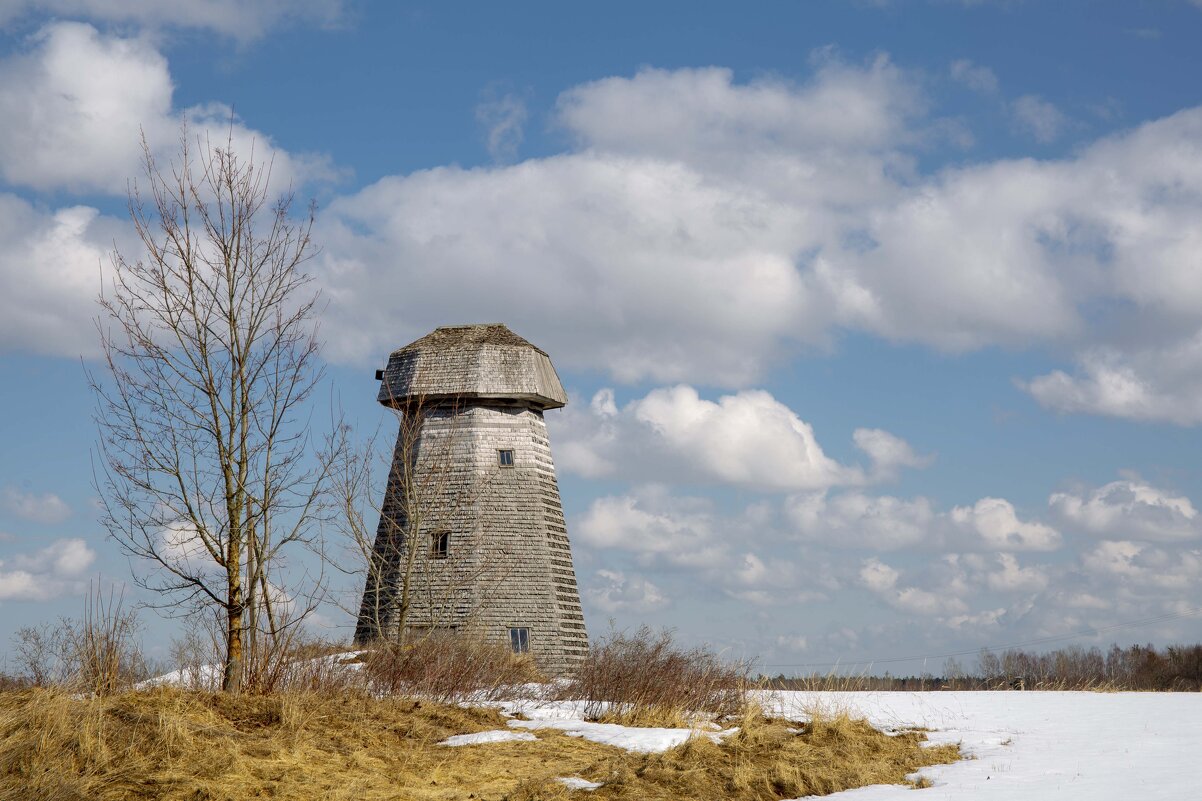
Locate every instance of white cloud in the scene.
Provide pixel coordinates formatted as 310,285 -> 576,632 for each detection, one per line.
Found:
554,386 -> 926,491
0,195 -> 130,357
573,487 -> 822,605
585,569 -> 668,613
477,91 -> 527,162
1,484 -> 72,524
313,56 -> 921,382
951,497 -> 1062,551
788,489 -> 1061,554
0,22 -> 172,193
0,0 -> 344,42
1010,94 -> 1068,142
0,537 -> 96,601
1050,478 -> 1199,542
0,23 -> 335,357
852,427 -> 933,479
786,491 -> 936,550
949,59 -> 998,94
986,553 -> 1048,593
1080,539 -> 1202,590
859,557 -> 966,616
0,22 -> 335,195
630,386 -> 860,490
556,58 -> 923,161
1025,340 -> 1202,425
859,557 -> 899,592
574,486 -> 728,569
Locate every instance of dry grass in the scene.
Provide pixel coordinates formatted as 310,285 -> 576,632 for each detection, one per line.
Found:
0,689 -> 961,801
358,633 -> 544,703
563,626 -> 753,727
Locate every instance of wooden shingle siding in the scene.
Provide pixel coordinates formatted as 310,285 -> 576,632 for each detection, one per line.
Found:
355,325 -> 589,676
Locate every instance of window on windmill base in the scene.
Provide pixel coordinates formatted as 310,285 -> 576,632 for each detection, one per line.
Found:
430,530 -> 450,559
509,627 -> 530,654
498,449 -> 515,467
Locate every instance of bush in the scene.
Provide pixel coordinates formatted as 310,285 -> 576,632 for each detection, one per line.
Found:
10,586 -> 145,695
359,633 -> 543,703
562,626 -> 752,726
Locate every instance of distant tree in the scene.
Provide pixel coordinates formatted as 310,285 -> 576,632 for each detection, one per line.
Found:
91,129 -> 334,693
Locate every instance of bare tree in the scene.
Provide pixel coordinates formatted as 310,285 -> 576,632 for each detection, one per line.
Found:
335,392 -> 513,646
91,129 -> 333,693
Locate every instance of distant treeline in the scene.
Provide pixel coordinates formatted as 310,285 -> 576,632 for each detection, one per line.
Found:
764,643 -> 1202,691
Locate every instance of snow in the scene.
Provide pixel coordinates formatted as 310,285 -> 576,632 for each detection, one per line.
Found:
132,659 -> 1202,800
557,776 -> 603,790
504,699 -> 738,753
439,730 -> 539,746
137,651 -> 364,691
767,690 -> 1202,800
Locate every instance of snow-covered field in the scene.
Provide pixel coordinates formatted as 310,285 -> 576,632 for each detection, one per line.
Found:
142,662 -> 1201,799
455,691 -> 1202,799
769,691 -> 1202,800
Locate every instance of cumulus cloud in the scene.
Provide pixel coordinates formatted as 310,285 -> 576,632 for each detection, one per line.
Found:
573,486 -> 824,605
0,0 -> 345,42
1010,94 -> 1068,143
584,569 -> 668,613
951,497 -> 1062,551
553,386 -> 924,491
313,56 -> 922,382
312,55 -> 1202,402
986,553 -> 1048,593
1025,340 -> 1202,425
949,59 -> 998,94
0,537 -> 96,601
0,22 -> 172,193
786,491 -> 936,550
787,489 -> 1059,553
0,23 -> 335,357
1050,477 -> 1199,542
852,427 -> 933,479
1,484 -> 72,524
574,486 -> 729,569
859,557 -> 967,616
0,22 -> 334,195
477,90 -> 527,162
0,196 -> 131,357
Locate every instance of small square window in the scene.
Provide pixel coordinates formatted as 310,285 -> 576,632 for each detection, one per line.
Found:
509,627 -> 530,654
430,530 -> 450,559
498,449 -> 515,468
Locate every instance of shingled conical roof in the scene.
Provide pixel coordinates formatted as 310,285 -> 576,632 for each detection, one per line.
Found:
377,323 -> 568,409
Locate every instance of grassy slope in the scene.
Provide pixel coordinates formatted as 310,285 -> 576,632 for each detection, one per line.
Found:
0,689 -> 959,801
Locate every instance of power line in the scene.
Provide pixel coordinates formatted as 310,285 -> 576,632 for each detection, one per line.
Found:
758,606 -> 1202,671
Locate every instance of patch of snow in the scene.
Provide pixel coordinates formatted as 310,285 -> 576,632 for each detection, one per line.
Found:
137,651 -> 365,690
439,730 -> 539,746
508,715 -> 737,753
767,690 -> 1202,800
137,663 -> 223,690
557,776 -> 603,791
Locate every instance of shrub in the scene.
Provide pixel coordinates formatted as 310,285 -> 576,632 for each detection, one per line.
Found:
10,586 -> 145,695
563,626 -> 752,726
359,633 -> 543,703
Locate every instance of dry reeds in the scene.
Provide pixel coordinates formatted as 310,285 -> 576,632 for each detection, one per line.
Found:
0,688 -> 961,801
359,632 -> 544,703
562,626 -> 752,727
10,585 -> 145,695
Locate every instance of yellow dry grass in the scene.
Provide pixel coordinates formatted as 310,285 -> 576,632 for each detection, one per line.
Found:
0,689 -> 960,801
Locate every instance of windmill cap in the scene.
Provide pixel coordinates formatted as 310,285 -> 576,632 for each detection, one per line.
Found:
377,323 -> 568,410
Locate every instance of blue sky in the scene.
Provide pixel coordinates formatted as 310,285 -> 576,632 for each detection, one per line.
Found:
3,0 -> 1202,674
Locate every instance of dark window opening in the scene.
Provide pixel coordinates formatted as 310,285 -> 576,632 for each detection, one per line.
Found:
498,449 -> 515,467
430,530 -> 450,559
509,626 -> 530,654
